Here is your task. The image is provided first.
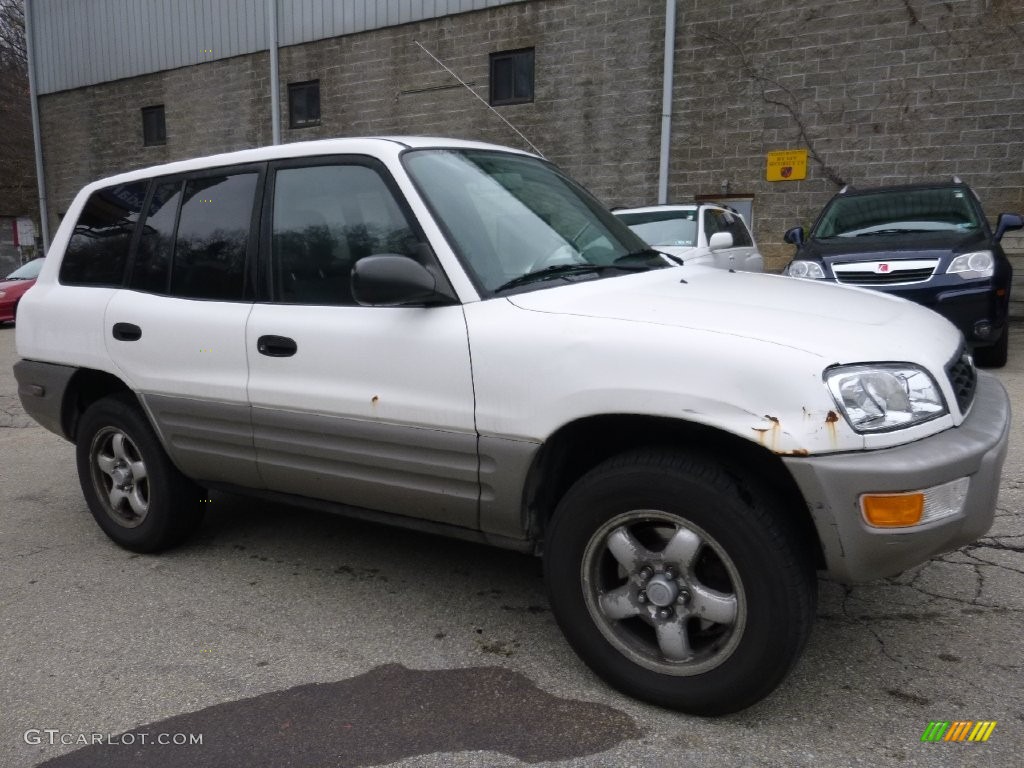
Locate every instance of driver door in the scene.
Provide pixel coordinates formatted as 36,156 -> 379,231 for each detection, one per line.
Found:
245,157 -> 479,529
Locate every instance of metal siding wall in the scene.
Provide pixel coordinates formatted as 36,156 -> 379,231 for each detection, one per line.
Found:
34,0 -> 522,94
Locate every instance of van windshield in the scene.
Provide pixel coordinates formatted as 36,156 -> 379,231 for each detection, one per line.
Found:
616,209 -> 698,247
812,187 -> 983,238
402,149 -> 660,294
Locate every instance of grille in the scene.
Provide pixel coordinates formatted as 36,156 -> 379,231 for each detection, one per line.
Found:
946,348 -> 977,415
834,267 -> 935,286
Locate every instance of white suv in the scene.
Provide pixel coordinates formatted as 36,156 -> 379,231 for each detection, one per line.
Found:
14,138 -> 1010,715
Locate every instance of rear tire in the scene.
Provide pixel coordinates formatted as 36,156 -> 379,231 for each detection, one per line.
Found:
544,449 -> 816,715
974,327 -> 1008,368
75,393 -> 204,552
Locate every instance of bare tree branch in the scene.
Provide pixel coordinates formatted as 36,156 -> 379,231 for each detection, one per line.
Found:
698,28 -> 847,188
0,0 -> 34,216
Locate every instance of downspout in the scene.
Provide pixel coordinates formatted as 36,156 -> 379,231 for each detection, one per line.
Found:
268,0 -> 281,145
657,0 -> 676,205
24,0 -> 50,252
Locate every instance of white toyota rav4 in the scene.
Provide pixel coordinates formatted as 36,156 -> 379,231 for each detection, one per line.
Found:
15,138 -> 1010,715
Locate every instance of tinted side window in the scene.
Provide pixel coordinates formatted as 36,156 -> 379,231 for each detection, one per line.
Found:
271,164 -> 417,305
60,182 -> 148,286
171,174 -> 257,300
131,180 -> 181,294
723,211 -> 752,247
703,209 -> 721,240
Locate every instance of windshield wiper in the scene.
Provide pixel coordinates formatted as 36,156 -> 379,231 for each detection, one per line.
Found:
494,259 -> 656,294
614,248 -> 679,266
854,228 -> 931,236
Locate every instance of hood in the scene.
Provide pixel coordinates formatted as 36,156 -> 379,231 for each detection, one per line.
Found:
798,229 -> 991,264
505,266 -> 961,365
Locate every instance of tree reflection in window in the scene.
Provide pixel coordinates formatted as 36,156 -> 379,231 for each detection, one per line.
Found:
271,165 -> 417,305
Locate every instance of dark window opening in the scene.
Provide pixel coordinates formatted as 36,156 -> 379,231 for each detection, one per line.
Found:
271,163 -> 418,306
288,80 -> 321,128
131,180 -> 181,294
490,48 -> 534,106
130,172 -> 257,301
60,181 -> 149,287
171,173 -> 258,300
142,105 -> 166,146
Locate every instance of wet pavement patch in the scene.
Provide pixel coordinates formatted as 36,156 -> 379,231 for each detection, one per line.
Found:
37,664 -> 640,767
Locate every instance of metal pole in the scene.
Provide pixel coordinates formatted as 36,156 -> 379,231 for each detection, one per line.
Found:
268,0 -> 281,145
24,0 -> 50,252
657,0 -> 676,205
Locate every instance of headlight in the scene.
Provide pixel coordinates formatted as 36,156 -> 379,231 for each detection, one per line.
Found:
946,250 -> 993,279
785,260 -> 825,279
825,364 -> 947,433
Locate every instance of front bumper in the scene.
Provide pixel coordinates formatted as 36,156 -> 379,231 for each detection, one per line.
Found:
784,372 -> 1010,583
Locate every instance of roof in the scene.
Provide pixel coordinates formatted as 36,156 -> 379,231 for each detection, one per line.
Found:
80,136 -> 537,192
836,181 -> 974,198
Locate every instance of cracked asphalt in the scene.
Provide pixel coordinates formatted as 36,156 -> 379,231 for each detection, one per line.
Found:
1,321 -> 1021,768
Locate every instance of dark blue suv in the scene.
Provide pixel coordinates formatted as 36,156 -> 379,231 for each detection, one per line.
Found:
783,181 -> 1023,367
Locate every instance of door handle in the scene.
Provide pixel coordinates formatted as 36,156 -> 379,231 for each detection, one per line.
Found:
112,322 -> 142,342
257,335 -> 297,357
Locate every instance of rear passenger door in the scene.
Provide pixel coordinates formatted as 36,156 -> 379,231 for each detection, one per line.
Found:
104,165 -> 263,488
245,157 -> 478,528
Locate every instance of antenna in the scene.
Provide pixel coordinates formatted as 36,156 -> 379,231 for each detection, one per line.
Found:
413,41 -> 546,158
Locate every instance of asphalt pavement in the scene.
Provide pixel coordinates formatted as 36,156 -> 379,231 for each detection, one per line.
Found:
1,322 -> 1021,768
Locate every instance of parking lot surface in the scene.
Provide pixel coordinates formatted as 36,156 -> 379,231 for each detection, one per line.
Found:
1,322 -> 1022,768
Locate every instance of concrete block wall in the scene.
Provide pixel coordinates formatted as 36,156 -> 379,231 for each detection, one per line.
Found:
672,0 -> 1024,274
39,0 -> 665,230
1005,231 -> 1024,320
37,0 -> 1023,313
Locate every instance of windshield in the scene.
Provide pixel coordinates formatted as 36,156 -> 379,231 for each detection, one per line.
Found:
402,149 -> 655,293
616,209 -> 698,247
812,188 -> 983,238
5,258 -> 44,280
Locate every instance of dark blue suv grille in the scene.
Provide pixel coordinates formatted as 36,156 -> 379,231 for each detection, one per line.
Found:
834,267 -> 934,285
946,348 -> 977,415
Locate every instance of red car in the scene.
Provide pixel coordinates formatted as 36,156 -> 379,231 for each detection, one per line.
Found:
0,258 -> 44,324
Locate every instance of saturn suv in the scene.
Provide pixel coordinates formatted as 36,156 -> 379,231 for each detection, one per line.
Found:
783,181 -> 1022,367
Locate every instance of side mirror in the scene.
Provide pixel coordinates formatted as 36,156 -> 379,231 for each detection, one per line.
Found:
351,255 -> 452,307
784,227 -> 805,246
993,212 -> 1024,242
708,232 -> 734,251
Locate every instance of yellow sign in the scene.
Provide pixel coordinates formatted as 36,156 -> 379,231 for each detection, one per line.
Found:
766,149 -> 808,181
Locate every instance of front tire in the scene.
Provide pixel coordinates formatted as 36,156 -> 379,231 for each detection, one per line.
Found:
544,450 -> 816,715
75,393 -> 204,552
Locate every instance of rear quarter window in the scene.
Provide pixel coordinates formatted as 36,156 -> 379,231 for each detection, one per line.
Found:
60,182 -> 148,286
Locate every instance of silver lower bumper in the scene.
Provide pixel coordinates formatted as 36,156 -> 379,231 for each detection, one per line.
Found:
784,371 -> 1010,583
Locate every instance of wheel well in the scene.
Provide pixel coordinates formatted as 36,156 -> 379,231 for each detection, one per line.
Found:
62,369 -> 134,441
524,415 -> 825,569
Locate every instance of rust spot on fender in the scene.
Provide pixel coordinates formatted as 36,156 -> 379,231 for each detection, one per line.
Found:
753,416 -> 781,451
825,410 -> 839,448
776,448 -> 810,457
371,395 -> 380,405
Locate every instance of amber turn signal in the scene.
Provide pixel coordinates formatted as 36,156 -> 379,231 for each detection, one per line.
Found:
861,492 -> 925,527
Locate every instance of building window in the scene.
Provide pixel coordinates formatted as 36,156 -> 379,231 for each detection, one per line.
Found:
489,48 -> 534,106
288,80 -> 321,128
142,105 -> 166,146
